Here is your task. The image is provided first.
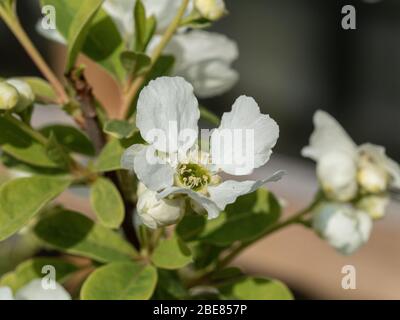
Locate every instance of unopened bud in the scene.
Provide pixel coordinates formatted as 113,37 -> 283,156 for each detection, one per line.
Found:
195,0 -> 227,21
0,82 -> 19,110
6,79 -> 35,112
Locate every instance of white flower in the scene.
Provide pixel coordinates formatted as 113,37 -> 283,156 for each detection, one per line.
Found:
6,79 -> 35,112
136,183 -> 186,229
302,111 -> 400,201
195,0 -> 227,21
122,76 -> 283,221
158,30 -> 239,98
0,81 -> 19,110
0,279 -> 71,300
357,195 -> 389,220
313,203 -> 372,255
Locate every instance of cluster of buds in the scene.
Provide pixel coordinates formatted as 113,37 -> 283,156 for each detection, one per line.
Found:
303,111 -> 400,254
0,78 -> 34,112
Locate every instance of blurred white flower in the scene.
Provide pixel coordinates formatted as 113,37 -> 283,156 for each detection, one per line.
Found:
122,77 -> 283,222
302,111 -> 400,201
194,0 -> 227,21
0,81 -> 19,110
136,183 -> 186,229
0,279 -> 71,300
159,30 -> 239,98
313,203 -> 372,255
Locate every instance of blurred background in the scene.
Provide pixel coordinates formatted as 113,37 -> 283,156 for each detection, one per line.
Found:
1,0 -> 399,299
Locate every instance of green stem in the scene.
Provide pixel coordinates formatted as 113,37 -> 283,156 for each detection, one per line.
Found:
119,0 -> 190,119
216,194 -> 323,270
0,6 -> 69,104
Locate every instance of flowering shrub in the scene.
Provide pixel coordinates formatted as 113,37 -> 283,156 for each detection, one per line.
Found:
0,0 -> 399,300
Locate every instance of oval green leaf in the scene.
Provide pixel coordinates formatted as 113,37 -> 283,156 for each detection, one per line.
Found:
151,237 -> 192,270
0,176 -> 71,241
81,261 -> 157,300
219,277 -> 293,300
34,210 -> 137,262
90,177 -> 124,229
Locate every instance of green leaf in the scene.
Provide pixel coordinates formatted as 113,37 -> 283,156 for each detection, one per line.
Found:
0,153 -> 67,176
0,176 -> 71,241
90,177 -> 124,229
0,258 -> 78,292
176,214 -> 206,242
120,51 -> 151,76
134,0 -> 156,52
151,236 -> 192,270
81,261 -> 157,300
94,134 -> 143,172
103,119 -> 137,139
152,270 -> 187,300
40,125 -> 95,156
41,0 -> 125,82
45,132 -> 71,169
219,277 -> 293,300
34,210 -> 137,262
147,55 -> 175,80
17,77 -> 56,102
0,115 -> 62,168
200,189 -> 281,246
66,0 -> 104,72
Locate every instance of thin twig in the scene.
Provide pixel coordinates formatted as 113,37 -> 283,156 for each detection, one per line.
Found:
118,0 -> 190,119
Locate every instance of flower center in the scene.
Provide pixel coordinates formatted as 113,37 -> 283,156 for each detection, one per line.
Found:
177,163 -> 211,191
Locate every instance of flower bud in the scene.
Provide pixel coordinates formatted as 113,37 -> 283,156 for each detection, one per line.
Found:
0,81 -> 19,110
357,195 -> 389,220
317,151 -> 358,202
357,154 -> 388,194
195,0 -> 226,21
313,203 -> 372,255
137,188 -> 185,229
6,79 -> 35,112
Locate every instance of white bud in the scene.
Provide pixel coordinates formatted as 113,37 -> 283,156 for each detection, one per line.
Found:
137,188 -> 185,229
313,203 -> 372,255
357,154 -> 388,193
6,79 -> 35,112
0,82 -> 19,110
195,0 -> 226,21
357,195 -> 389,220
317,151 -> 358,202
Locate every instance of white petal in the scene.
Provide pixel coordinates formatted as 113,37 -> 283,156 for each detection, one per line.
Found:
136,77 -> 200,153
211,96 -> 279,175
0,287 -> 14,300
169,31 -> 239,98
103,0 -> 135,40
302,110 -> 357,161
130,145 -> 175,192
15,279 -> 71,300
142,0 -> 185,32
158,187 -> 221,219
207,171 -> 285,210
358,143 -> 400,189
317,151 -> 358,202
